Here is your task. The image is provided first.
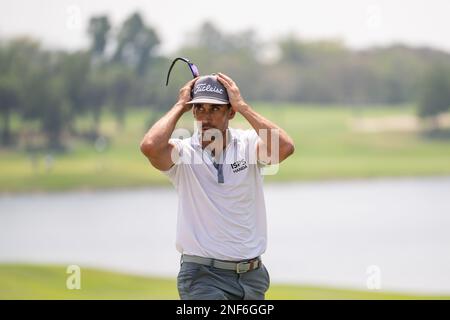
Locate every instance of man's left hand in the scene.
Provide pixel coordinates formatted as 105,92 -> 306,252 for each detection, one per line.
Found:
217,73 -> 248,113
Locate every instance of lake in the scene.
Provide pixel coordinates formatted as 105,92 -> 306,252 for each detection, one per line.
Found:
1,177 -> 450,294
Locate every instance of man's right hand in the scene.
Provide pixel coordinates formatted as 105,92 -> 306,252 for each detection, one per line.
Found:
177,77 -> 199,113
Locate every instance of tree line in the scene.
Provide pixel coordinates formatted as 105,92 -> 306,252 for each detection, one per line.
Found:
1,12 -> 450,150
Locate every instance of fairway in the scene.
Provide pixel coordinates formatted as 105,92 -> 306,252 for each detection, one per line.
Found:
1,104 -> 450,192
1,264 -> 448,300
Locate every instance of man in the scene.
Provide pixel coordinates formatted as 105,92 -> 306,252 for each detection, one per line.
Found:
140,73 -> 295,300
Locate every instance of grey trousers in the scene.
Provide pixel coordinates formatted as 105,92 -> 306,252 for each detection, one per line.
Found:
177,261 -> 270,300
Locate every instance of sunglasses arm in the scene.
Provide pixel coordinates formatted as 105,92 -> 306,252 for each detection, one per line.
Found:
166,57 -> 193,86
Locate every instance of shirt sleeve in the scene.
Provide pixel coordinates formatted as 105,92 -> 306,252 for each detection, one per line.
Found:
161,138 -> 184,185
246,129 -> 270,167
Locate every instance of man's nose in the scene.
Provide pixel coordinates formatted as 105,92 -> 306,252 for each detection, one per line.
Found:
205,111 -> 213,120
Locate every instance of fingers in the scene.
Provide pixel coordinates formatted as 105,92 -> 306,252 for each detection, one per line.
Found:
180,77 -> 198,99
185,76 -> 200,88
216,75 -> 228,88
218,72 -> 232,83
191,76 -> 200,83
217,74 -> 234,90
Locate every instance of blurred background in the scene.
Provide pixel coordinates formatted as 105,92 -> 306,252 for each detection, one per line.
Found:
0,0 -> 450,299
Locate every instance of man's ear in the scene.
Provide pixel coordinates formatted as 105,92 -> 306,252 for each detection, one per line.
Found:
228,106 -> 236,120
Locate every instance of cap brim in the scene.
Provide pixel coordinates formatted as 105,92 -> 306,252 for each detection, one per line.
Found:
186,97 -> 229,105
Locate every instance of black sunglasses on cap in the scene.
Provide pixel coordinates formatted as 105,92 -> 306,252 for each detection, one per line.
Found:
165,57 -> 200,86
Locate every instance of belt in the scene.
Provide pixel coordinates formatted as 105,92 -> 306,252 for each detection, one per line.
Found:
181,254 -> 261,274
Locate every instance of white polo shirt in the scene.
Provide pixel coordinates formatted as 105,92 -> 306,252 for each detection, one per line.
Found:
163,127 -> 267,261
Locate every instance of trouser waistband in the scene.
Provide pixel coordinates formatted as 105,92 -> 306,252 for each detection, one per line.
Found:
181,254 -> 261,274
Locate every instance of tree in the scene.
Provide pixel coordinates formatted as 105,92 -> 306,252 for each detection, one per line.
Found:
58,51 -> 91,134
106,66 -> 134,129
82,68 -> 109,138
113,12 -> 160,75
418,63 -> 450,129
17,48 -> 70,150
0,38 -> 41,147
88,15 -> 111,60
0,76 -> 19,146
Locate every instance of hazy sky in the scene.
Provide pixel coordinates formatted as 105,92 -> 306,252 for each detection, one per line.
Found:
1,0 -> 449,54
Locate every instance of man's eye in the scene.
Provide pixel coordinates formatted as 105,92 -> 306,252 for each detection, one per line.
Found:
213,107 -> 219,111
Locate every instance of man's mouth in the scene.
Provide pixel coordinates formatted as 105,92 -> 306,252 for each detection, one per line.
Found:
201,124 -> 214,131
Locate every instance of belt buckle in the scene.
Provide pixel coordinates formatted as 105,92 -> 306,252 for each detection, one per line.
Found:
236,262 -> 248,274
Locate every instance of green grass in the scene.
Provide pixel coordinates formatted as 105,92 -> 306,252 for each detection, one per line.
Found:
1,103 -> 450,192
1,264 -> 448,300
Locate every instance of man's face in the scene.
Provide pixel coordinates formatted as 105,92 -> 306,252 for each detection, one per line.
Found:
192,103 -> 235,135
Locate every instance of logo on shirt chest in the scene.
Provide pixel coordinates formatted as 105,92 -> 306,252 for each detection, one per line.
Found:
230,159 -> 248,173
